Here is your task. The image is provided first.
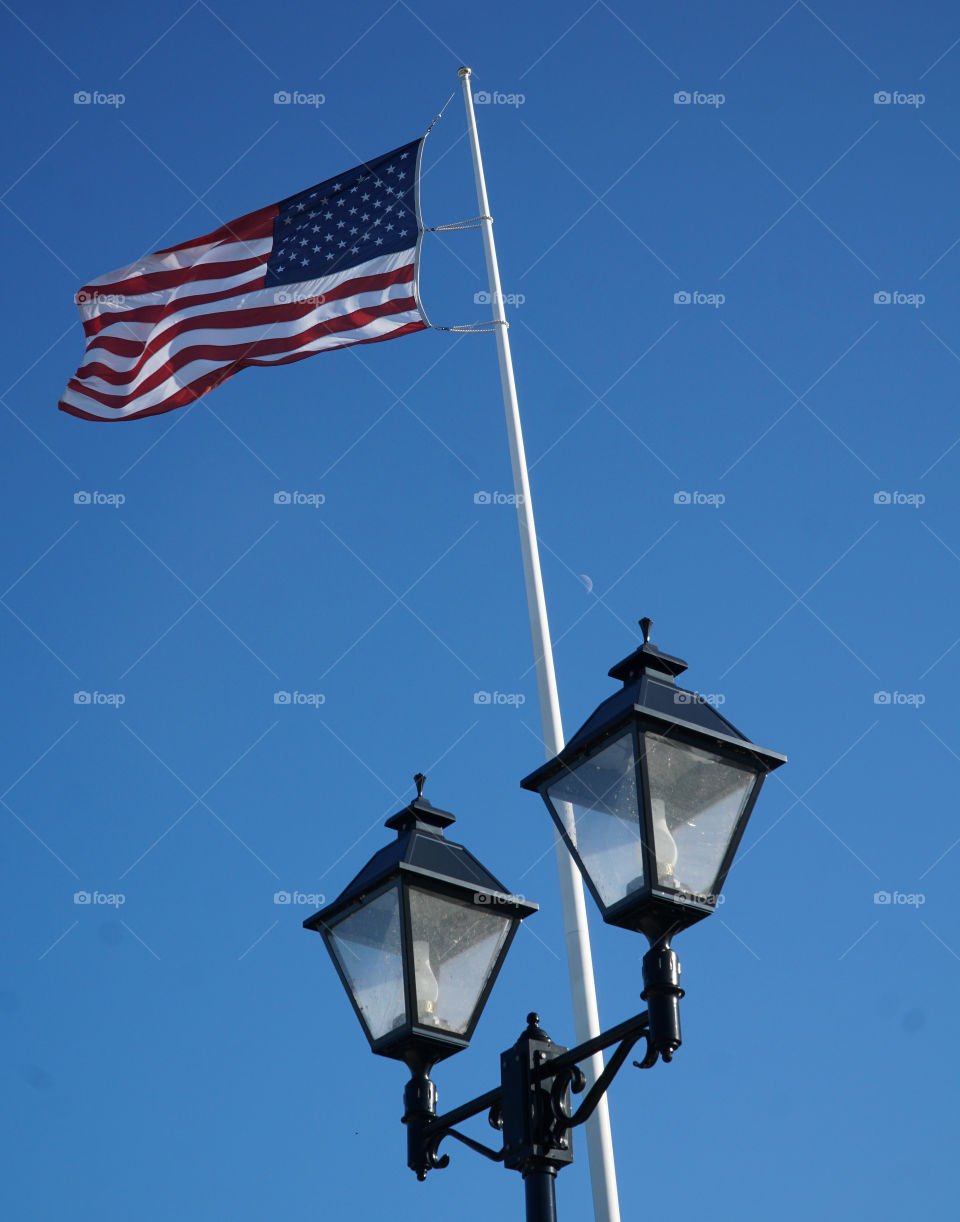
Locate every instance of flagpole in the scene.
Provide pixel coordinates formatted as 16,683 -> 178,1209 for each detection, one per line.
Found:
456,66 -> 621,1222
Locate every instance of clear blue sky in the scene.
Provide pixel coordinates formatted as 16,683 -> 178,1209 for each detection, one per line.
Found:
2,1 -> 957,1218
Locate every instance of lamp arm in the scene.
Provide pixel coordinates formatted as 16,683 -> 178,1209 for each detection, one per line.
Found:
533,1009 -> 656,1135
440,1126 -> 506,1163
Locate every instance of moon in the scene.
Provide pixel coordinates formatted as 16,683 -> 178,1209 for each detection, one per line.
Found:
579,574 -> 594,593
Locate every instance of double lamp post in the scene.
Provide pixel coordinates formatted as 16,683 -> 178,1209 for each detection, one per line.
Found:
302,619 -> 786,1221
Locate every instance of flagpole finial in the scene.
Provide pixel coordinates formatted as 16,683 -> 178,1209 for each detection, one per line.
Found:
639,617 -> 653,644
414,772 -> 426,799
458,66 -> 472,78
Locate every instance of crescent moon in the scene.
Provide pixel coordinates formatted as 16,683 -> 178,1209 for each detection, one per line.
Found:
579,574 -> 594,593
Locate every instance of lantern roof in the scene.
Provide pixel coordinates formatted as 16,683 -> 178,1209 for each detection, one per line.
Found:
305,775 -> 537,933
523,619 -> 785,793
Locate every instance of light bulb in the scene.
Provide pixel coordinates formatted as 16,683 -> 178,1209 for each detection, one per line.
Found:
652,797 -> 679,883
414,940 -> 440,1025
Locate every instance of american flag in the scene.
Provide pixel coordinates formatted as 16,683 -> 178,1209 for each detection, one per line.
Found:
59,139 -> 427,421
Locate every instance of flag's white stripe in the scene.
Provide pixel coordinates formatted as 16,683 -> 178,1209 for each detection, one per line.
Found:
75,277 -> 416,393
82,248 -> 416,355
82,263 -> 269,327
84,236 -> 274,291
82,268 -> 414,372
62,310 -> 420,418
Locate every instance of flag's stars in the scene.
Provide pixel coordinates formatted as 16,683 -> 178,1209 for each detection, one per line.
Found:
326,233 -> 334,241
400,151 -> 408,158
296,202 -> 306,212
386,223 -> 394,231
299,238 -> 308,246
333,182 -> 342,191
338,240 -> 346,248
373,216 -> 381,226
386,165 -> 395,173
351,246 -> 359,253
399,229 -> 408,237
375,237 -> 383,245
373,199 -> 382,208
337,220 -> 345,228
361,193 -> 370,201
301,258 -> 309,266
373,178 -> 382,188
313,245 -> 321,252
312,225 -> 321,233
325,211 -> 333,219
361,213 -> 370,221
275,265 -> 285,273
326,252 -> 334,260
397,171 -> 406,179
282,217 -> 293,226
349,226 -> 358,235
349,206 -> 357,215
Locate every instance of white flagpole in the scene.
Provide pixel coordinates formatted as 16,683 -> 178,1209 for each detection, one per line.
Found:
456,66 -> 621,1222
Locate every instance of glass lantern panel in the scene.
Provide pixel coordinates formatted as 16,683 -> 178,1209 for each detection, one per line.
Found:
544,732 -> 645,909
326,886 -> 406,1042
643,732 -> 759,898
406,888 -> 512,1035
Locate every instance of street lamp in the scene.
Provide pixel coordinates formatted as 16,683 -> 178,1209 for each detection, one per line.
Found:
303,774 -> 537,1075
302,622 -> 785,1221
521,618 -> 785,1059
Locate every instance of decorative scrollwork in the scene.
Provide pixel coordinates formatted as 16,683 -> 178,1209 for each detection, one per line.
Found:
549,1062 -> 586,1129
632,1030 -> 659,1071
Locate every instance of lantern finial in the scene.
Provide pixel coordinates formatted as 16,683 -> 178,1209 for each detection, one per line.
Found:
414,772 -> 426,799
639,617 -> 653,645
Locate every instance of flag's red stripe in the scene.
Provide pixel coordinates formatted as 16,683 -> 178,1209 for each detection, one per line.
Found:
81,271 -> 271,339
78,266 -> 419,380
59,321 -> 427,421
81,252 -> 272,313
67,297 -> 421,407
81,261 -> 415,347
152,205 -> 277,255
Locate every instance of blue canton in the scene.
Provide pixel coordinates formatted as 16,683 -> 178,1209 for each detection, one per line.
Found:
265,139 -> 421,288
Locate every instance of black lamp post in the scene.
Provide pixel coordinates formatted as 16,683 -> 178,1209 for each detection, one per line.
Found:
303,621 -> 786,1222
